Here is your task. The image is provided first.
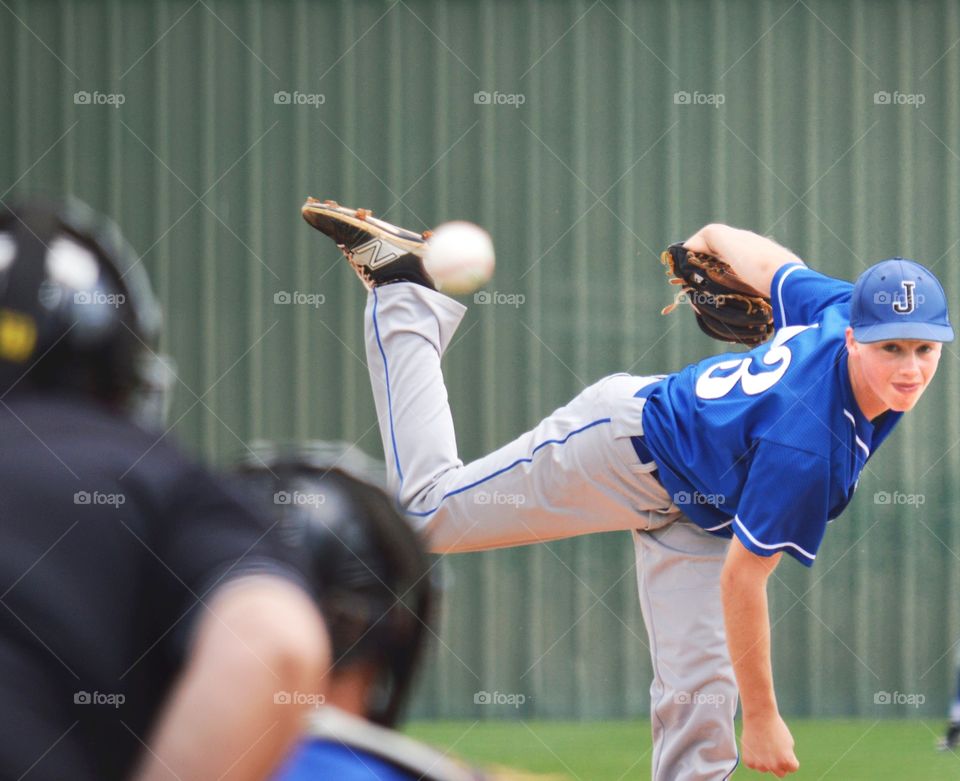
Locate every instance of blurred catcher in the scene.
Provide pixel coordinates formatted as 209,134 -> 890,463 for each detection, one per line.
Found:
235,442 -> 485,781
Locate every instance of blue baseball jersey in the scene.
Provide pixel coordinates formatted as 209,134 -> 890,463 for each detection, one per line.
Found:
274,740 -> 415,781
640,263 -> 903,566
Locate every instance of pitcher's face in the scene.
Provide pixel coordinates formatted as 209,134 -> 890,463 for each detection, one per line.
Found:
850,336 -> 942,413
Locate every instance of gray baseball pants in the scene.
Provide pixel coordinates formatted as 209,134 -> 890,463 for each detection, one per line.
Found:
364,282 -> 739,780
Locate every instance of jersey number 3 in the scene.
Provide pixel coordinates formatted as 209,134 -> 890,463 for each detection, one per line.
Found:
695,325 -> 815,399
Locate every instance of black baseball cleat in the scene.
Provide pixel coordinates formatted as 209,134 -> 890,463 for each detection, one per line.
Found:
301,198 -> 436,290
939,722 -> 960,751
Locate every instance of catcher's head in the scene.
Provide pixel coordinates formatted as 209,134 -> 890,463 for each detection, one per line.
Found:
0,197 -> 171,424
233,443 -> 433,727
846,259 -> 953,414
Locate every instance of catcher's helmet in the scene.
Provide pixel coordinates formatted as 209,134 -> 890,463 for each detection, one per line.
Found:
234,443 -> 433,727
0,197 -> 168,422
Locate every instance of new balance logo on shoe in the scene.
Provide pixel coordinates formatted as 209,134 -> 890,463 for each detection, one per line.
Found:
353,239 -> 404,269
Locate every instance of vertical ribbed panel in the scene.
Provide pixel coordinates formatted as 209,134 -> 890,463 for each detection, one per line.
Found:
4,0 -> 960,720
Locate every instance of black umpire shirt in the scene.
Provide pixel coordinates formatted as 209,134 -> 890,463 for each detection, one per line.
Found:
0,391 -> 304,779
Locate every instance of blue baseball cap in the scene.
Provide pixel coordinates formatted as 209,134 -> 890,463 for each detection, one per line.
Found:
850,258 -> 954,343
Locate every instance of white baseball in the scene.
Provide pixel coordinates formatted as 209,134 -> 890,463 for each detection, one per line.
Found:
423,221 -> 495,295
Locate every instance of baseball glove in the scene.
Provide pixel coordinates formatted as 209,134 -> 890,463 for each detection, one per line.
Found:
659,243 -> 774,347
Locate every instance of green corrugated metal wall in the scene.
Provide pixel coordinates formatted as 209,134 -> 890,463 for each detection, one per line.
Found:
3,0 -> 960,720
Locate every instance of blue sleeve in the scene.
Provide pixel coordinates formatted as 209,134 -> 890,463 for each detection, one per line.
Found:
771,263 -> 854,329
272,741 -> 415,781
733,440 -> 831,567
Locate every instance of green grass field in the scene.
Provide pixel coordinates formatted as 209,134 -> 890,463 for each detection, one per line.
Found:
406,720 -> 960,779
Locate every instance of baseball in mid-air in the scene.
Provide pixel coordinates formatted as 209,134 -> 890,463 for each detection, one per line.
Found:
423,221 -> 495,295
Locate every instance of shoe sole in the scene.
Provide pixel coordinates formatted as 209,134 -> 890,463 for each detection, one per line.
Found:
301,198 -> 429,256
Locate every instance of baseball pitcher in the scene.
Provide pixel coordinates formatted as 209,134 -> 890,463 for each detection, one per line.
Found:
302,199 -> 953,779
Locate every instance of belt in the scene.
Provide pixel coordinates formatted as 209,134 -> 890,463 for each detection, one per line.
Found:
630,383 -> 658,470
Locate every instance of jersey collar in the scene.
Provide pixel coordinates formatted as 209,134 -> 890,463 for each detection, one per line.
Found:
837,346 -> 875,457
837,346 -> 903,454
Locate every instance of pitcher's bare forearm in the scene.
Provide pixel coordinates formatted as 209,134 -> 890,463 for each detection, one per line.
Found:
684,224 -> 804,298
721,538 -> 799,776
721,538 -> 779,717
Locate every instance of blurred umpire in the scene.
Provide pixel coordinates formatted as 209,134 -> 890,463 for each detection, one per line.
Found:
234,444 -> 485,781
0,199 -> 329,780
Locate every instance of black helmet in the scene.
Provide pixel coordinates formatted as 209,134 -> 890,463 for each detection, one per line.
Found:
234,442 -> 434,727
0,197 -> 168,422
